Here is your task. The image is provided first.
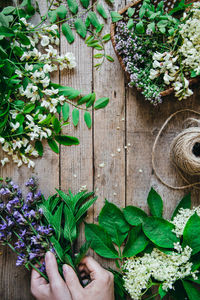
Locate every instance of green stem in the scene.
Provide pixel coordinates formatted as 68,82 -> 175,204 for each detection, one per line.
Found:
29,262 -> 49,281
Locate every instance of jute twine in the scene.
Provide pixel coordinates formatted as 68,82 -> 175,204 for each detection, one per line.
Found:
152,109 -> 200,190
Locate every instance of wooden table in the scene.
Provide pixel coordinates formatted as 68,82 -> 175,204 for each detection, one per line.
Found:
1,1 -> 200,299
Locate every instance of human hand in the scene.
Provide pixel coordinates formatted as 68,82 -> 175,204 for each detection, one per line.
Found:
31,251 -> 72,300
63,256 -> 114,300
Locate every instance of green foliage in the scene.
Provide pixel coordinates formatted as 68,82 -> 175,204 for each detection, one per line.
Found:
183,213 -> 200,255
85,223 -> 119,258
171,193 -> 191,220
147,187 -> 163,217
123,225 -> 149,257
142,216 -> 179,248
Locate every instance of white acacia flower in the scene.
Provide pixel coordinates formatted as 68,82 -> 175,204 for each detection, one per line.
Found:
45,45 -> 58,58
163,72 -> 175,85
10,122 -> 20,131
44,128 -> 52,137
25,63 -> 33,71
0,137 -> 5,144
149,69 -> 160,80
1,157 -> 9,166
28,159 -> 35,168
40,76 -> 50,88
41,35 -> 50,47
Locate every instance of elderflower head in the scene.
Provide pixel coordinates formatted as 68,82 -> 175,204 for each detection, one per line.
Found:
171,206 -> 200,237
123,246 -> 196,299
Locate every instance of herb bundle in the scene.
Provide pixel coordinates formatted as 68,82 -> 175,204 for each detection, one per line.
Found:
0,1 -> 111,169
112,0 -> 200,105
0,177 -> 97,281
85,189 -> 200,299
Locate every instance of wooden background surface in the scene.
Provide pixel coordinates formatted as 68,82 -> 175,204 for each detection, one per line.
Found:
1,0 -> 200,299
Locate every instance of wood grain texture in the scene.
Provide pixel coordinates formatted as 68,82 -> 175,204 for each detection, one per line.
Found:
1,0 -> 200,299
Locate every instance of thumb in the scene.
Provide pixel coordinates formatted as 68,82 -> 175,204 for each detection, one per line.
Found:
63,264 -> 83,298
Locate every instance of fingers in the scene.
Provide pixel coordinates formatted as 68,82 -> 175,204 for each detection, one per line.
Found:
31,267 -> 48,298
45,251 -> 63,284
63,264 -> 83,298
79,256 -> 105,280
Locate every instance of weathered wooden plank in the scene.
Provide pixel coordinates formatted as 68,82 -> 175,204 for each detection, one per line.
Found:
0,2 -> 59,299
59,7 -> 93,251
93,0 -> 126,268
126,85 -> 200,216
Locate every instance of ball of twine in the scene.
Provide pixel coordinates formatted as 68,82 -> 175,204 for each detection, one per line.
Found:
170,127 -> 200,176
152,109 -> 200,190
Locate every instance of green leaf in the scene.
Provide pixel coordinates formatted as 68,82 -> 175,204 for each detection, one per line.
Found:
182,280 -> 200,300
78,93 -> 93,105
102,33 -> 111,42
74,241 -> 91,266
147,22 -> 155,32
72,108 -> 79,126
159,285 -> 167,299
53,203 -> 63,240
80,0 -> 90,8
23,103 -> 35,113
139,6 -> 146,18
67,0 -> 78,14
105,55 -> 114,62
94,97 -> 109,109
17,33 -> 31,45
56,189 -> 73,209
183,213 -> 200,255
0,13 -> 9,27
52,117 -> 61,134
62,23 -> 75,44
56,5 -> 67,19
2,6 -> 16,15
94,53 -> 104,58
171,193 -> 191,220
85,223 -> 119,258
48,10 -> 57,23
99,200 -> 130,246
96,3 -> 108,20
74,18 -> 87,38
127,18 -> 134,30
47,138 -> 59,154
49,235 -> 64,262
0,26 -> 14,37
142,217 -> 179,248
84,111 -> 92,129
110,11 -> 123,23
75,196 -> 97,222
123,225 -> 149,257
62,103 -> 70,121
63,205 -> 76,243
88,11 -> 101,30
86,93 -> 96,108
147,188 -> 163,217
35,140 -> 43,157
55,135 -> 79,146
136,21 -> 145,34
0,45 -> 8,58
123,206 -> 147,226
127,7 -> 135,17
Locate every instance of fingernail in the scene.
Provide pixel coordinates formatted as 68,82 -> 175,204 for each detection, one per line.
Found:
63,264 -> 69,273
46,251 -> 52,259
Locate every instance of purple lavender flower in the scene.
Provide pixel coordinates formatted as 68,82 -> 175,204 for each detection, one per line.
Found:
15,240 -> 25,249
0,187 -> 10,195
16,254 -> 26,266
34,190 -> 42,200
26,192 -> 33,203
39,261 -> 46,273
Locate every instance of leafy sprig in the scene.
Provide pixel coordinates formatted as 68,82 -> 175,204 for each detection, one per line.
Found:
85,188 -> 200,299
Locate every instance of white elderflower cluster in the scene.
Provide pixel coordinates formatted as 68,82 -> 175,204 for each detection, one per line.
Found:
171,206 -> 200,237
123,247 -> 197,300
149,3 -> 200,101
0,18 -> 77,168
